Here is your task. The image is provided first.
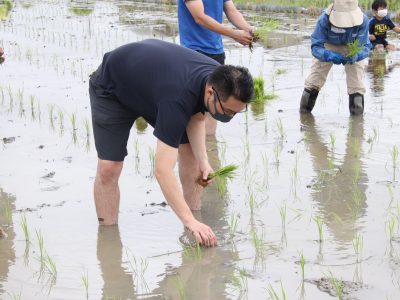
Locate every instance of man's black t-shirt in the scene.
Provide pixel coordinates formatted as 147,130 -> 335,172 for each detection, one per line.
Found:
369,16 -> 396,41
94,39 -> 219,148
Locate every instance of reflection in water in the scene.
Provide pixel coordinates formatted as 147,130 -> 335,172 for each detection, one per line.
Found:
97,225 -> 136,300
301,114 -> 368,244
152,136 -> 238,299
367,56 -> 400,97
0,188 -> 16,298
0,0 -> 12,20
69,0 -> 95,17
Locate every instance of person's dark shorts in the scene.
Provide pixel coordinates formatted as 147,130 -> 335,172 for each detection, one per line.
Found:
195,50 -> 225,65
372,39 -> 389,49
89,65 -> 138,161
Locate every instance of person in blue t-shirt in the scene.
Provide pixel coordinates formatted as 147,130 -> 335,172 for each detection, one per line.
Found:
300,0 -> 371,116
178,0 -> 253,135
369,0 -> 400,51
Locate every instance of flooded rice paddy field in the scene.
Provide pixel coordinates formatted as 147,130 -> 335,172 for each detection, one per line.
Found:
1,0 -> 400,299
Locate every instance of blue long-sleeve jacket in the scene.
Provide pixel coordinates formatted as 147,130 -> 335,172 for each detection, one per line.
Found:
311,12 -> 371,62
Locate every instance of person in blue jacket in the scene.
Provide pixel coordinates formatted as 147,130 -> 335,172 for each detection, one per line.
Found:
300,0 -> 371,115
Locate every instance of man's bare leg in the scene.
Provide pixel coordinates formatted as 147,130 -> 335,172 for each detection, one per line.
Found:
94,159 -> 124,225
205,112 -> 217,136
178,143 -> 203,210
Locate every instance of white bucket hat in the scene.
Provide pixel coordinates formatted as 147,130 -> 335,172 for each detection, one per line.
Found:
326,0 -> 364,28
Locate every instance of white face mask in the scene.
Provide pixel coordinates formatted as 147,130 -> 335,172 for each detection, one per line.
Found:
377,9 -> 388,18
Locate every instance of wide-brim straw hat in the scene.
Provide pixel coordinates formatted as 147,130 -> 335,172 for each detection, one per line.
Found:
326,0 -> 363,28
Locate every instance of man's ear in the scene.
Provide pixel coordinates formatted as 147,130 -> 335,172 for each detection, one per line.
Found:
205,85 -> 214,98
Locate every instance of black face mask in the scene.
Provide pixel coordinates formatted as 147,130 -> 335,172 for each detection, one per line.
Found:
205,96 -> 234,123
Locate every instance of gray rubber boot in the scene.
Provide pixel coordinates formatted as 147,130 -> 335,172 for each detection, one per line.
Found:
300,88 -> 319,113
349,93 -> 364,115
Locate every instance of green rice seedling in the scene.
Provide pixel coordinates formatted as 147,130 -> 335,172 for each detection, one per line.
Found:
35,228 -> 45,263
30,95 -> 36,121
147,146 -> 156,178
248,191 -> 256,216
391,145 -> 398,174
251,227 -> 265,253
20,213 -> 30,242
252,77 -> 277,104
347,39 -> 364,57
6,86 -> 13,112
230,267 -> 248,297
44,253 -> 57,277
4,199 -> 12,226
352,233 -> 363,263
350,186 -> 363,218
58,109 -> 64,136
280,204 -> 287,230
37,101 -> 41,123
70,112 -> 78,144
0,86 -> 4,105
84,119 -> 91,151
206,164 -> 238,182
228,213 -> 239,238
275,68 -> 287,76
173,274 -> 186,300
299,252 -> 305,281
6,291 -> 22,300
48,104 -> 55,130
273,142 -> 282,166
250,19 -> 280,51
81,270 -> 89,299
125,248 -> 150,277
275,118 -> 285,139
17,89 -> 24,118
313,216 -> 324,243
133,138 -> 140,159
182,242 -> 202,260
327,155 -> 335,171
327,271 -> 344,300
266,281 -> 286,300
388,218 -> 396,243
215,176 -> 228,198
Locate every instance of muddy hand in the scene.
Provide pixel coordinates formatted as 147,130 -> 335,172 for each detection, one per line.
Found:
232,30 -> 253,46
185,219 -> 217,247
198,160 -> 213,187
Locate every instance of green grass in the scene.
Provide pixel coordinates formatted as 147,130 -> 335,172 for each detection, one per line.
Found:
347,39 -> 364,57
20,213 -> 29,242
207,164 -> 238,181
252,77 -> 277,104
266,281 -> 287,300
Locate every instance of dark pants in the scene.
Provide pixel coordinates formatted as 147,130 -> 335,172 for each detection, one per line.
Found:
195,50 -> 225,65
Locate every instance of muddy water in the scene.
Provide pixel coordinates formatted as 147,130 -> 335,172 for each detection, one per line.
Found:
1,0 -> 400,299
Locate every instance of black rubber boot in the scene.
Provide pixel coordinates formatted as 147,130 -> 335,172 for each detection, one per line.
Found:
349,93 -> 364,115
300,88 -> 319,113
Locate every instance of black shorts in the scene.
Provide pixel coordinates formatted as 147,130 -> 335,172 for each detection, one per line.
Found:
372,39 -> 389,48
89,66 -> 138,161
195,50 -> 225,65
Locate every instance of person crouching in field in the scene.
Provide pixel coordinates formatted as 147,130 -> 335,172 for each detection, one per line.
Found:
89,39 -> 253,247
369,0 -> 400,52
300,0 -> 371,116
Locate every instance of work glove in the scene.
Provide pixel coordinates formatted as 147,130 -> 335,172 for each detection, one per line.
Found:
342,53 -> 358,65
323,50 -> 344,65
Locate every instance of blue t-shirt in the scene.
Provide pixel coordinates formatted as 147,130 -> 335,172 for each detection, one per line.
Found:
178,0 -> 229,55
94,39 -> 219,148
369,16 -> 396,41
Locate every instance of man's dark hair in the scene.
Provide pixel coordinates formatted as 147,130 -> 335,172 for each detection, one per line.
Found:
372,0 -> 387,10
208,65 -> 254,103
